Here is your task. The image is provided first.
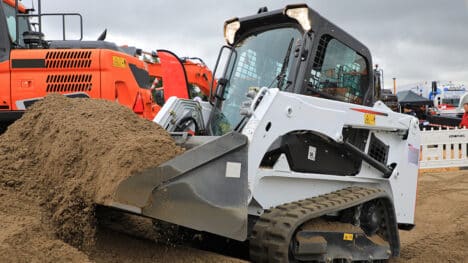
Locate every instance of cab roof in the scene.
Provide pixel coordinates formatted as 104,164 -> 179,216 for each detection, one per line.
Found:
230,4 -> 370,59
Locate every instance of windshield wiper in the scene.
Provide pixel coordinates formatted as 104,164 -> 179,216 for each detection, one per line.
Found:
273,37 -> 294,90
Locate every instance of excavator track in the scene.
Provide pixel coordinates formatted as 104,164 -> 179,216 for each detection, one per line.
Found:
249,187 -> 398,263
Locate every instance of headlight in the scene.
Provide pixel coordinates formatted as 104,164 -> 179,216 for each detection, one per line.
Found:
224,18 -> 241,45
284,4 -> 311,31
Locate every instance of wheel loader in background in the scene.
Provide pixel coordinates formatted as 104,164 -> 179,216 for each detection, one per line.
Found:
0,0 -> 215,131
103,3 -> 421,262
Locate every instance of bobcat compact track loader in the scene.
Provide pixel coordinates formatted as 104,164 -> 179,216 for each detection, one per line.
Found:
104,4 -> 420,262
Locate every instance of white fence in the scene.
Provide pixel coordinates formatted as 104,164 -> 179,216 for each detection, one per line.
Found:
420,127 -> 468,169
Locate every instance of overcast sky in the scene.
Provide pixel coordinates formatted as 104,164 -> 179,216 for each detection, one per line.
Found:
34,0 -> 468,90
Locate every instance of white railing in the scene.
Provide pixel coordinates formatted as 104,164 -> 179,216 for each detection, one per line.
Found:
420,127 -> 468,169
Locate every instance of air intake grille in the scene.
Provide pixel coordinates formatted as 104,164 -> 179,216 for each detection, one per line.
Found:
368,133 -> 389,165
45,51 -> 92,68
46,74 -> 92,92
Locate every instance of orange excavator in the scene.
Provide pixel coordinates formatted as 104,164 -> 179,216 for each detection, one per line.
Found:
0,0 -> 215,130
142,50 -> 215,118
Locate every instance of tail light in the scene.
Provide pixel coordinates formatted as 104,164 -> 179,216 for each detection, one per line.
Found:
133,93 -> 144,114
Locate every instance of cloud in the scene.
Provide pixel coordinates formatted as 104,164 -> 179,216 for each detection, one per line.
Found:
34,0 -> 468,88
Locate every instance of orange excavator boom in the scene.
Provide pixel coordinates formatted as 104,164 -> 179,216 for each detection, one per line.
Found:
180,57 -> 217,97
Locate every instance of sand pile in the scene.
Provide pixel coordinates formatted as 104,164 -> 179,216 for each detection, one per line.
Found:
0,94 -> 184,260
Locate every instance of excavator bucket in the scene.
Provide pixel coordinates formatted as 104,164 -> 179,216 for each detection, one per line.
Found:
105,132 -> 249,241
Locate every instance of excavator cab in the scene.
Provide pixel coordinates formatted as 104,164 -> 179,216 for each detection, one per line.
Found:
1,0 -> 30,47
1,0 -> 83,48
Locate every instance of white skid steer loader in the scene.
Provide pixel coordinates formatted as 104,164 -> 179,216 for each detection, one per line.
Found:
105,4 -> 420,262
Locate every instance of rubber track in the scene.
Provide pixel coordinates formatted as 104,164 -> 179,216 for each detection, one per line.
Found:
249,187 -> 387,263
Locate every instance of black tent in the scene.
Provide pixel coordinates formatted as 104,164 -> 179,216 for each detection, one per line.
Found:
397,90 -> 433,106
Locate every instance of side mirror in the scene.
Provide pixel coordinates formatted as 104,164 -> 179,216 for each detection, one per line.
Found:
211,46 -> 236,101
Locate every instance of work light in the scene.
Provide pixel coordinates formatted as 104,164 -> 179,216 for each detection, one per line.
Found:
224,18 -> 240,45
284,4 -> 311,31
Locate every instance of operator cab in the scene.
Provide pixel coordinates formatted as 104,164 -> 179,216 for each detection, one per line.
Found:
0,0 -> 117,51
1,0 -> 30,46
210,4 -> 374,136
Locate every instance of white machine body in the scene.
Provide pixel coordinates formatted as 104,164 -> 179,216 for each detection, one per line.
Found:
154,88 -> 420,225
240,88 -> 420,225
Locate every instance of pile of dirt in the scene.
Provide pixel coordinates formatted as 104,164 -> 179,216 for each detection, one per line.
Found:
0,94 -> 184,260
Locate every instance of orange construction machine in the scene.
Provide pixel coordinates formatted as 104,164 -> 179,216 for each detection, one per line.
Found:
144,51 -> 215,114
0,0 -> 215,130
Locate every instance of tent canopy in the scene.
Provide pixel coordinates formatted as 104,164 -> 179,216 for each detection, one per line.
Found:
397,90 -> 433,106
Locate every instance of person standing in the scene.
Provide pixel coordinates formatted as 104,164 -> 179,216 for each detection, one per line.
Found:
459,100 -> 468,128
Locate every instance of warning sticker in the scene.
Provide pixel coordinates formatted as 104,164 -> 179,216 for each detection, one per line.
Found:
343,233 -> 353,241
112,56 -> 126,68
308,146 -> 317,161
364,113 -> 376,125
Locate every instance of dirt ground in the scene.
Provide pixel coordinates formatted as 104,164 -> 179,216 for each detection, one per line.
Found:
90,168 -> 468,263
0,185 -> 243,263
0,95 -> 466,262
392,168 -> 468,263
87,168 -> 467,263
2,168 -> 465,263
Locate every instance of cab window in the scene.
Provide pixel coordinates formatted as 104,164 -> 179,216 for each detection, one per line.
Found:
2,2 -> 30,46
306,35 -> 369,105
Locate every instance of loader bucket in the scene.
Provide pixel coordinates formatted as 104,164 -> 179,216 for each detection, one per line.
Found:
107,132 -> 249,241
